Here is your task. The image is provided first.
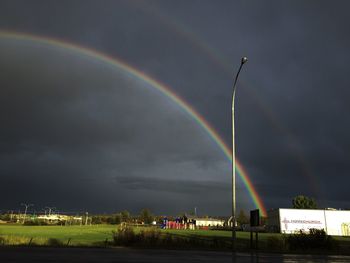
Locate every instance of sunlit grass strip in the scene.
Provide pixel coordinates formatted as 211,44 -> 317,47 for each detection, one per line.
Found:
0,235 -> 49,246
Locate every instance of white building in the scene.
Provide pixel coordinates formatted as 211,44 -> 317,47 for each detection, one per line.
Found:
267,208 -> 350,236
37,214 -> 82,223
189,217 -> 225,227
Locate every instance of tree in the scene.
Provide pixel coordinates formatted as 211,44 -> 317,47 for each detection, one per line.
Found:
120,210 -> 130,223
292,195 -> 317,209
106,214 -> 121,224
237,210 -> 249,226
0,213 -> 11,222
139,208 -> 153,224
114,213 -> 122,224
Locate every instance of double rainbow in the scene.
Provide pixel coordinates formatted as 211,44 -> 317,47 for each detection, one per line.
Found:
0,31 -> 267,216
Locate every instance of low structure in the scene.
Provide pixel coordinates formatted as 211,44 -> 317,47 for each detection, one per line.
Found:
37,214 -> 82,224
162,216 -> 225,230
190,217 -> 225,227
267,208 -> 350,236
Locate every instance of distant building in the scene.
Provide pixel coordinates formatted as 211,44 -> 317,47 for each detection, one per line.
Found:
188,216 -> 225,227
162,216 -> 225,230
267,208 -> 350,236
37,214 -> 82,224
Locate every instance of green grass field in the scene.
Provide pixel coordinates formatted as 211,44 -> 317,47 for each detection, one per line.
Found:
1,224 -> 350,253
0,225 -> 273,243
0,224 -> 117,246
0,224 -> 281,247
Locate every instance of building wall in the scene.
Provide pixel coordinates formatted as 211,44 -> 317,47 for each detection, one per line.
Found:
279,209 -> 325,234
196,219 -> 224,227
267,208 -> 350,236
325,210 -> 350,236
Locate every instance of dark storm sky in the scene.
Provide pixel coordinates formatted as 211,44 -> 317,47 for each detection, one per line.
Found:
0,0 -> 350,215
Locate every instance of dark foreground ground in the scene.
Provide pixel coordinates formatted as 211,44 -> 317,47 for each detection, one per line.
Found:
1,247 -> 350,263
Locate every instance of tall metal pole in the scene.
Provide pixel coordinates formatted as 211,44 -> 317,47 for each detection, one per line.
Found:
232,57 -> 248,252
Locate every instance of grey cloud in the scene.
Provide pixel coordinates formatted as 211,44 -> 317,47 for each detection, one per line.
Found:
0,39 -> 239,214
0,0 -> 350,214
114,176 -> 229,194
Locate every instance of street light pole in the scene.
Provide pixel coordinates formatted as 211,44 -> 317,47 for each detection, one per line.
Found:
232,57 -> 248,252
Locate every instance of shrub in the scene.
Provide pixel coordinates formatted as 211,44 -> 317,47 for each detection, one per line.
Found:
266,236 -> 285,250
112,224 -> 137,246
46,238 -> 63,247
139,228 -> 161,245
210,236 -> 228,248
0,235 -> 31,245
111,225 -> 230,249
0,236 -> 4,245
162,233 -> 173,246
286,229 -> 336,250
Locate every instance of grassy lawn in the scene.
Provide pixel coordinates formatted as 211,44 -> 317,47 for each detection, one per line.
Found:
163,229 -> 281,239
0,224 -> 117,246
1,224 -> 350,253
0,224 -> 281,247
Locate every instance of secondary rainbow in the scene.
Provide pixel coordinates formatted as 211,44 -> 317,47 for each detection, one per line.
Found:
0,31 -> 267,216
137,4 -> 319,198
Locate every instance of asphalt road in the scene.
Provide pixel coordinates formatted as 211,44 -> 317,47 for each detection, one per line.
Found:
0,247 -> 350,263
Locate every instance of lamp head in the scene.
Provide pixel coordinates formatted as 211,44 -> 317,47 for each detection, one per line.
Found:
241,57 -> 248,64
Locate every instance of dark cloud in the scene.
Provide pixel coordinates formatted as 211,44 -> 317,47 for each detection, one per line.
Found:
115,176 -> 229,194
0,39 -> 247,214
0,0 -> 349,214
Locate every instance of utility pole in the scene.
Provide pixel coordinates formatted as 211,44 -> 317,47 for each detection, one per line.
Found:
21,203 -> 33,224
9,210 -> 13,222
45,207 -> 56,216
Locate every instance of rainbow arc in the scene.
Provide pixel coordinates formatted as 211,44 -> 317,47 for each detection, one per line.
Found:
0,31 -> 267,216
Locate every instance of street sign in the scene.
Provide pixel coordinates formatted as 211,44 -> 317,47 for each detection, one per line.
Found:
250,209 -> 260,227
